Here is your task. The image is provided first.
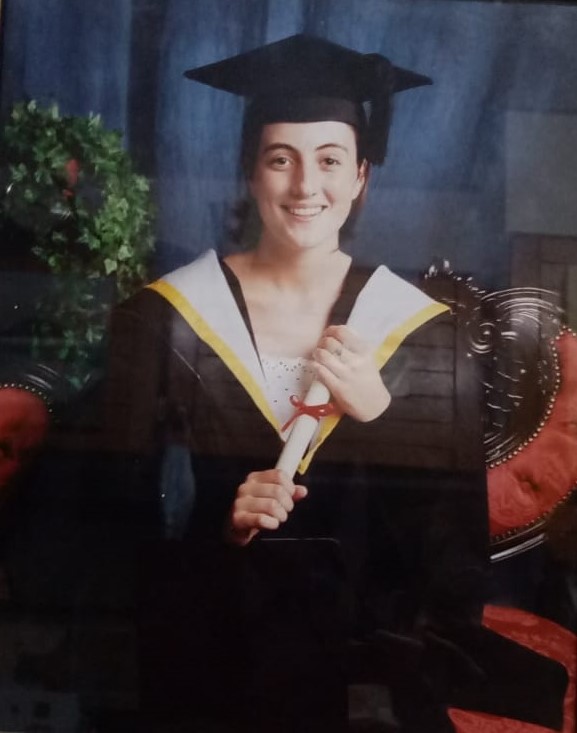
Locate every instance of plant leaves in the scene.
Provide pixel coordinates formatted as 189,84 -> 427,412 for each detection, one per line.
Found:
104,258 -> 118,274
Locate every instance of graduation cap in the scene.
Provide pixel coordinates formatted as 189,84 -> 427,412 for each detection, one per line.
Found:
184,34 -> 431,165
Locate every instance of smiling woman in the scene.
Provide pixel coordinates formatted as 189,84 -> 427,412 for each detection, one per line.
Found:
99,33 -> 568,733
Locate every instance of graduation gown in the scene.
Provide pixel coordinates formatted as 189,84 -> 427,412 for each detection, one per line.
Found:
99,250 -> 566,733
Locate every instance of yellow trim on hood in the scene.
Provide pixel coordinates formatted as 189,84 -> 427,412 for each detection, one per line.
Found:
147,279 -> 281,433
297,300 -> 449,474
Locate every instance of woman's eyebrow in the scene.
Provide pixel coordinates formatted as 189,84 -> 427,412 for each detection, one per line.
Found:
262,142 -> 296,154
316,143 -> 349,153
262,142 -> 350,154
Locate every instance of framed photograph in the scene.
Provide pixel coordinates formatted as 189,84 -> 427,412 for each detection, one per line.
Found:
0,2 -> 576,731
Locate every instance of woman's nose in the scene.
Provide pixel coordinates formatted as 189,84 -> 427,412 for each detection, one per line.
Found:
290,161 -> 319,198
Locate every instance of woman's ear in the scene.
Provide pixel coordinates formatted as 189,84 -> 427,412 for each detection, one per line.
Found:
353,159 -> 368,200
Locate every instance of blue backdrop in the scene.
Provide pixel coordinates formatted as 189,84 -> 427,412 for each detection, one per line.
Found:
2,0 -> 577,288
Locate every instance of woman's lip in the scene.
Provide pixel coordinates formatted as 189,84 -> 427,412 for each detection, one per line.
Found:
283,205 -> 325,217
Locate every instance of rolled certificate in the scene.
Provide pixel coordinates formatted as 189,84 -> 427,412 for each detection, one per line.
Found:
275,380 -> 331,479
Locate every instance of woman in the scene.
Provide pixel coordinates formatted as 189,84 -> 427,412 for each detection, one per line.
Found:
225,119 -> 395,544
103,35 -> 566,733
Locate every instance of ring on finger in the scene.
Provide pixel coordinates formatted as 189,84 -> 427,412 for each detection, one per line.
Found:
328,339 -> 343,357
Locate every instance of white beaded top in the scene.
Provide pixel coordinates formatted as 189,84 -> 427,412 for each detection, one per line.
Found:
260,354 -> 316,432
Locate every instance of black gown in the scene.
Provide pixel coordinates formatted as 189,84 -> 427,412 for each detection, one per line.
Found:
92,251 -> 567,732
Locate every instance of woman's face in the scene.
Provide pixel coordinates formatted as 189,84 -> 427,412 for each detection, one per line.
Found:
249,121 -> 366,254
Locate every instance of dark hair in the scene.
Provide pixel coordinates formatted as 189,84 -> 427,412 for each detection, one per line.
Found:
230,108 -> 371,248
240,101 -> 369,176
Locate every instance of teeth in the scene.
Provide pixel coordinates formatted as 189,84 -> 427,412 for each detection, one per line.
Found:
287,207 -> 323,216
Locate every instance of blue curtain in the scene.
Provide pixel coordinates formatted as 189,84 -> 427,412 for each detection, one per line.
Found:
0,0 -> 131,129
2,0 -> 577,287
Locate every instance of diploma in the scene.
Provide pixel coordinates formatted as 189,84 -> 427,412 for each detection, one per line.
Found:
275,380 -> 332,479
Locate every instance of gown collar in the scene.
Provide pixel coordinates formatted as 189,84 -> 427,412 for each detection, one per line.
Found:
147,249 -> 448,472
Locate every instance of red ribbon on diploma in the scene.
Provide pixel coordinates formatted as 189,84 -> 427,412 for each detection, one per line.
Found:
281,394 -> 336,432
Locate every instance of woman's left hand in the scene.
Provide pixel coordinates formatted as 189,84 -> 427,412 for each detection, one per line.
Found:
312,325 -> 391,422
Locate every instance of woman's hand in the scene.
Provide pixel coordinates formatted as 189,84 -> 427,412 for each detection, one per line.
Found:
225,468 -> 308,546
312,324 -> 391,422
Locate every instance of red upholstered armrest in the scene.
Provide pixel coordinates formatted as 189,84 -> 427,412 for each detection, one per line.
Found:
0,386 -> 49,490
488,331 -> 577,541
449,605 -> 576,733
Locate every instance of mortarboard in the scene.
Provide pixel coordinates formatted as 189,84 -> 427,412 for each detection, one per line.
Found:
184,34 -> 432,165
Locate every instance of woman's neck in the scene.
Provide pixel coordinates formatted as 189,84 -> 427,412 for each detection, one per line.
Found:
243,241 -> 350,293
223,241 -> 353,359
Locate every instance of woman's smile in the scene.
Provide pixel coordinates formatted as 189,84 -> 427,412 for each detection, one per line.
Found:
282,204 -> 326,220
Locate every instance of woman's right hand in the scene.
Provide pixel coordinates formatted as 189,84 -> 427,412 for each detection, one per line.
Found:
224,468 -> 308,546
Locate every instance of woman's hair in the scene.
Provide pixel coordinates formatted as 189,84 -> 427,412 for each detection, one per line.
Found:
240,102 -> 370,176
229,110 -> 372,249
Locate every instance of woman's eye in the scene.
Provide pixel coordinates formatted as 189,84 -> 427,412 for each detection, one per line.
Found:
269,156 -> 291,169
322,157 -> 341,168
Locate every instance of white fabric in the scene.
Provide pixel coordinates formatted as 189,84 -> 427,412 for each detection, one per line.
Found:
163,249 -> 270,405
346,264 -> 439,348
260,354 -> 316,431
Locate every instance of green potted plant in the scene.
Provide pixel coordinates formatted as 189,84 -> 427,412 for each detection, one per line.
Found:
0,101 -> 155,388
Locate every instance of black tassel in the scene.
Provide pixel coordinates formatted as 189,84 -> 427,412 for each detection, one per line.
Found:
363,53 -> 395,165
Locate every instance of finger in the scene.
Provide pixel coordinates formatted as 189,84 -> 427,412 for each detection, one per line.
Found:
324,325 -> 366,355
246,468 -> 295,494
241,473 -> 296,506
315,343 -> 353,368
313,347 -> 348,377
314,362 -> 344,398
317,335 -> 343,355
293,485 -> 308,501
238,494 -> 291,522
254,513 -> 281,531
232,509 -> 280,532
238,483 -> 295,514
